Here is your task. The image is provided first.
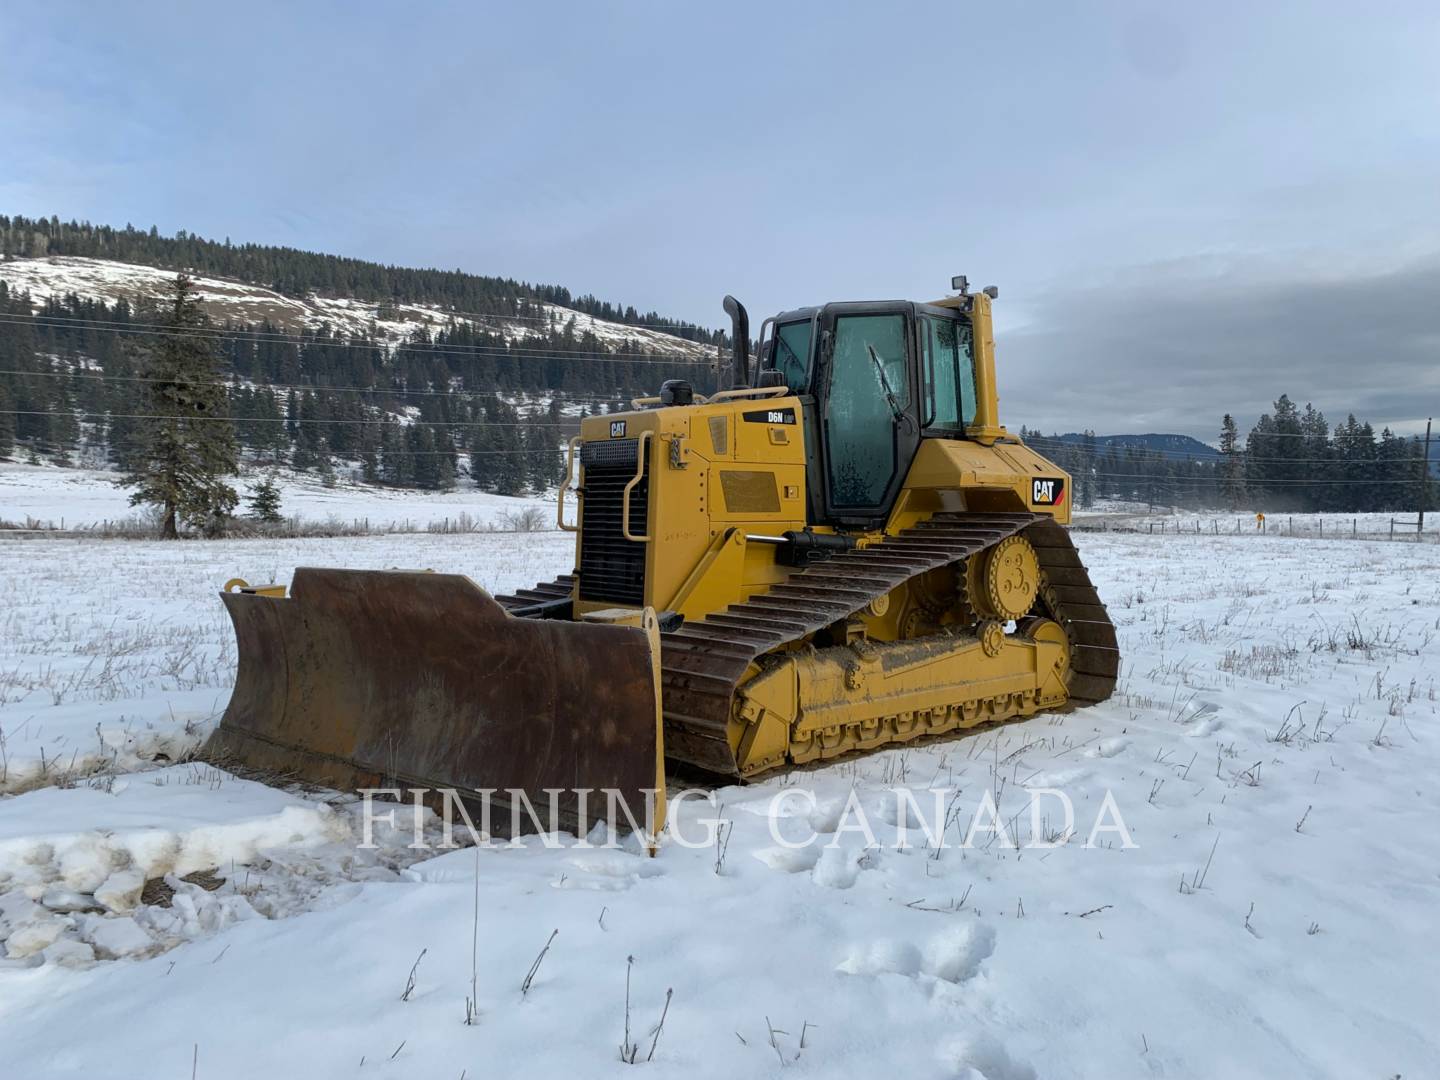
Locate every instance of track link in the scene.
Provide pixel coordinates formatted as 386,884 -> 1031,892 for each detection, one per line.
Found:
498,513 -> 1118,777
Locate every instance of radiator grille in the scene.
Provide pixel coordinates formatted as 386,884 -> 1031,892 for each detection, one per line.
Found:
578,439 -> 649,606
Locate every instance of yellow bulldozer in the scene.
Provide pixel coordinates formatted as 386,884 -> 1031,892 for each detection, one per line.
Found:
208,279 -> 1116,830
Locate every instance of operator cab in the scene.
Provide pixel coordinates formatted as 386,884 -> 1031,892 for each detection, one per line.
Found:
754,301 -> 980,528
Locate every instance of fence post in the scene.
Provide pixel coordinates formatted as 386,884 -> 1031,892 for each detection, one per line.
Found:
1319,518 -> 1323,537
1149,522 -> 1154,534
1352,518 -> 1356,537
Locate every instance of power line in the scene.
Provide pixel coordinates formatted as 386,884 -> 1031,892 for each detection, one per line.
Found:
3,408 -> 575,430
0,366 -> 637,404
11,318 -> 1424,444
1022,438 -> 1421,465
1072,469 -> 1423,485
12,364 -> 1426,453
240,447 -> 568,458
1023,430 -> 1426,449
442,303 -> 721,336
6,411 -> 1428,479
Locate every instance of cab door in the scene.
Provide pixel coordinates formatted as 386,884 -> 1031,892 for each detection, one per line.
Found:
813,302 -> 922,527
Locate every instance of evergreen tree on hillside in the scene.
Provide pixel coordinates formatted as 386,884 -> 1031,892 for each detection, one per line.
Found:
358,426 -> 381,483
247,476 -> 284,523
491,422 -> 527,496
523,399 -> 564,492
0,384 -> 14,459
378,418 -> 412,486
122,275 -> 238,538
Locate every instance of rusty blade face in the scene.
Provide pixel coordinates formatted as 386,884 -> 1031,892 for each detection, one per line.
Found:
208,568 -> 660,834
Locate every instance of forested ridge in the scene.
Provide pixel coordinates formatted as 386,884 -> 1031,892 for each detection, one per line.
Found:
0,216 -> 724,495
0,214 -> 724,343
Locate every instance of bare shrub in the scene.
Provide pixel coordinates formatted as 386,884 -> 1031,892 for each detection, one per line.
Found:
498,506 -> 549,533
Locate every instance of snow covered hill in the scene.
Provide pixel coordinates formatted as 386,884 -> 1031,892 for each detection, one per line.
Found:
0,254 -> 710,358
0,528 -> 1437,1077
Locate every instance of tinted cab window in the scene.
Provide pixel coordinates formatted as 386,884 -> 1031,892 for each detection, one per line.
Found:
824,312 -> 909,508
772,320 -> 812,392
920,314 -> 976,432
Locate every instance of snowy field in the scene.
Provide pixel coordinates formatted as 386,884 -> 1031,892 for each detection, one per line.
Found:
0,461 -> 553,531
1,528 -> 1438,1078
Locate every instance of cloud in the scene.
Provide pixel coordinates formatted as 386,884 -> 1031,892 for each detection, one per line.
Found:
998,256 -> 1440,440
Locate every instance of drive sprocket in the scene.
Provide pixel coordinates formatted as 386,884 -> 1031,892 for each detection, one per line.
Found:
964,533 -> 1041,621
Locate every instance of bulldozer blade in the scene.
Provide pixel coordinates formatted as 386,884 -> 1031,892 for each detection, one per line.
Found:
207,568 -> 665,838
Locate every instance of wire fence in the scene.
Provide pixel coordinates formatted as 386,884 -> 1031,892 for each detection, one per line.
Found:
0,507 -> 559,541
1071,513 -> 1437,543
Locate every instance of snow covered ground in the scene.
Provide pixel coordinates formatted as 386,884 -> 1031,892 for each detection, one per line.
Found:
1,528 -> 1438,1078
0,460 -> 553,531
0,529 -> 575,792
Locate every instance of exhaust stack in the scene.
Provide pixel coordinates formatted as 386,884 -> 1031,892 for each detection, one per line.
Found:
722,295 -> 750,389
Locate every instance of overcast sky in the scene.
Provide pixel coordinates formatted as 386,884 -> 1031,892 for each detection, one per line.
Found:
3,2 -> 1438,440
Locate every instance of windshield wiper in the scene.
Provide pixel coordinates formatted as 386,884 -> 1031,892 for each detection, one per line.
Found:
776,334 -> 802,369
866,343 -> 905,420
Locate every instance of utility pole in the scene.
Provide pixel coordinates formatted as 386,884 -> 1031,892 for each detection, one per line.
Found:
1420,416 -> 1433,535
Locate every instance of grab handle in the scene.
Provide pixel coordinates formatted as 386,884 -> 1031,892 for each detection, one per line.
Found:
622,431 -> 652,543
557,435 -> 581,532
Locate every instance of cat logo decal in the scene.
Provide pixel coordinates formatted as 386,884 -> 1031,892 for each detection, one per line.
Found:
1031,478 -> 1066,506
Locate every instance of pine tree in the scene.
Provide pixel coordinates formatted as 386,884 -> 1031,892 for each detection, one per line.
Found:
247,476 -> 284,523
1376,428 -> 1410,510
1300,403 -> 1331,511
122,275 -> 238,538
1219,414 -> 1244,509
524,406 -> 562,491
358,426 -> 381,483
1075,430 -> 1097,508
378,419 -> 411,486
0,384 -> 14,459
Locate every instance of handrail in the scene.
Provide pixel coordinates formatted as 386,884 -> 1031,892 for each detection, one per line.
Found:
630,391 -> 716,408
556,435 -> 582,532
622,431 -> 653,542
706,385 -> 788,404
629,385 -> 789,409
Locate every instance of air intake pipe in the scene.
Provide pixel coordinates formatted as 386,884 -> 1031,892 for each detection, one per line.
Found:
722,295 -> 750,389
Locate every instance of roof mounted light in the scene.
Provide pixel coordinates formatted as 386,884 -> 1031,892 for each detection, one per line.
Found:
982,285 -> 998,299
950,275 -> 969,295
